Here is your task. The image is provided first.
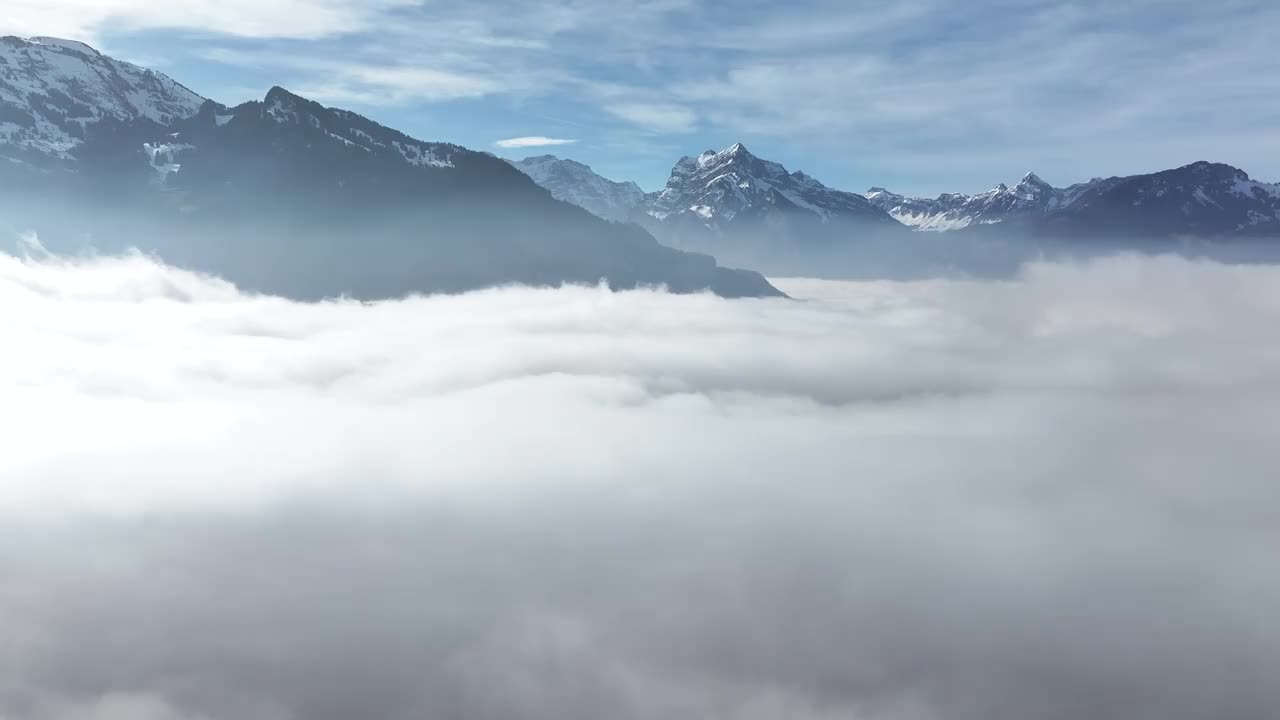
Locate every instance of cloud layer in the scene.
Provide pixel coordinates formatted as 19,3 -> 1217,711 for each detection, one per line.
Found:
2,250 -> 1279,719
494,136 -> 578,149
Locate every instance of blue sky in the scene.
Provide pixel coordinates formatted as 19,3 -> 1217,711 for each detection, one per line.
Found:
6,0 -> 1278,196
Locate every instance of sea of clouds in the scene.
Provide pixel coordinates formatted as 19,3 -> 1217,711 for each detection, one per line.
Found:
1,248 -> 1278,720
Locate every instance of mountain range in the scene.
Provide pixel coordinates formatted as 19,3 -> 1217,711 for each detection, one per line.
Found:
866,165 -> 1280,237
0,36 -> 779,299
865,172 -> 1092,232
5,34 -> 1280,293
515,149 -> 1280,274
510,144 -> 913,274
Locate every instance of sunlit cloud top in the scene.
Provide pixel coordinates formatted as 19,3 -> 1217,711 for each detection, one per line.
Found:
3,248 -> 1280,719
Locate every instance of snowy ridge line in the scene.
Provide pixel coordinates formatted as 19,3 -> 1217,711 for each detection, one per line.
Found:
644,142 -> 892,229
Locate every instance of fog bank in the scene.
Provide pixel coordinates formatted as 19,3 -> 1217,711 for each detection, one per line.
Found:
2,250 -> 1278,720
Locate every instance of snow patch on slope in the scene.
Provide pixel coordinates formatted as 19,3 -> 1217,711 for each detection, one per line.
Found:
866,174 -> 1104,231
142,141 -> 192,182
395,140 -> 454,168
0,36 -> 204,163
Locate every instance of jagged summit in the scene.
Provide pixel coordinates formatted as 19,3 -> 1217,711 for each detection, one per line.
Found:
261,86 -> 326,124
679,143 -> 761,176
648,142 -> 895,226
699,142 -> 749,159
513,141 -> 920,274
865,171 -> 1094,231
465,142 -> 915,273
264,85 -> 299,103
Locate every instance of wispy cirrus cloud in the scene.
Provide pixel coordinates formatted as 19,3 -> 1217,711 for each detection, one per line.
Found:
494,136 -> 578,149
664,0 -> 1280,191
199,47 -> 507,105
0,0 -> 417,41
603,102 -> 697,134
294,66 -> 504,105
6,0 -> 1280,193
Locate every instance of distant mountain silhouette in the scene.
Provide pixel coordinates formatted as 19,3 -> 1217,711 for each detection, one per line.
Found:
518,145 -> 1280,277
867,163 -> 1280,239
509,155 -> 646,223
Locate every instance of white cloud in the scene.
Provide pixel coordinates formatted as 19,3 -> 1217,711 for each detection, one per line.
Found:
494,136 -> 578,149
0,0 -> 417,41
199,48 -> 506,105
666,1 -> 1280,191
2,250 -> 1280,719
292,65 -> 504,105
604,102 -> 697,133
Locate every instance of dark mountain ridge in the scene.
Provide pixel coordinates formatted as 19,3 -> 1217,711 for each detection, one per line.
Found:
1,37 -> 781,299
867,161 -> 1280,240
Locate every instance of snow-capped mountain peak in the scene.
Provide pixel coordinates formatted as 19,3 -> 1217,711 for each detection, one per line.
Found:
865,161 -> 1280,235
1045,161 -> 1280,234
647,142 -> 893,227
1011,172 -> 1056,205
0,35 -> 205,165
509,154 -> 646,222
865,170 -> 1081,231
693,142 -> 750,166
719,142 -> 749,159
27,37 -> 100,56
